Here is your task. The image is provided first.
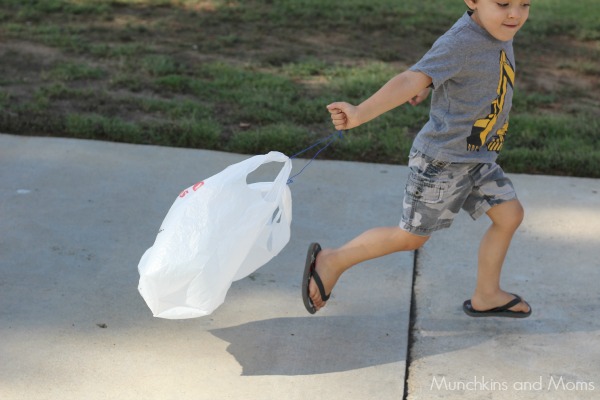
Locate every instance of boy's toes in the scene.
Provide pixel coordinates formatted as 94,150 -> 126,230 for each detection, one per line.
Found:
510,298 -> 530,313
309,282 -> 326,310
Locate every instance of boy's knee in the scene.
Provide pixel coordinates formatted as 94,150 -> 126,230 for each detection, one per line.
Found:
393,227 -> 429,251
489,199 -> 524,231
509,200 -> 525,227
515,201 -> 525,225
406,232 -> 430,250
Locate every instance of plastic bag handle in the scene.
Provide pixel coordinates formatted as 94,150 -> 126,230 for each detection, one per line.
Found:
263,152 -> 292,203
241,151 -> 291,203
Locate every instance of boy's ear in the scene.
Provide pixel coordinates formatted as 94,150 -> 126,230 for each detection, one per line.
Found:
464,0 -> 477,10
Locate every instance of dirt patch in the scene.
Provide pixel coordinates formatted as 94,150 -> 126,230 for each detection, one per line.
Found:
0,40 -> 62,60
0,40 -> 62,77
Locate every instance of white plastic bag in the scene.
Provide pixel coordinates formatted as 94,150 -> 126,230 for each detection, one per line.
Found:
138,151 -> 292,319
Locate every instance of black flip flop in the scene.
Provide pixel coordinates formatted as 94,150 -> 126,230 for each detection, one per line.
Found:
463,293 -> 532,318
302,242 -> 330,314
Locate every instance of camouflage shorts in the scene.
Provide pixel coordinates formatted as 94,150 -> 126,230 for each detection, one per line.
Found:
399,148 -> 517,236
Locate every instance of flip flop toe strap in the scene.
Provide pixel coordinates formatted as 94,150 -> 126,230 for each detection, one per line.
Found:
311,269 -> 330,302
486,294 -> 523,313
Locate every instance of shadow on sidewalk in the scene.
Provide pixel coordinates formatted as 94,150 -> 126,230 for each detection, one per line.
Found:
210,314 -> 406,376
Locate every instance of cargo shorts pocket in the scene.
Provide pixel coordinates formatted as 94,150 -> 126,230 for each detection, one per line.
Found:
405,172 -> 448,204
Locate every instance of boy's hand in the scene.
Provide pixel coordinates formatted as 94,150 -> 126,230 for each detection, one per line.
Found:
327,70 -> 432,130
327,102 -> 361,131
408,87 -> 431,106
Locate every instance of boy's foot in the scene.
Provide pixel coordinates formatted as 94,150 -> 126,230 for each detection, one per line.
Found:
464,292 -> 531,318
302,243 -> 340,313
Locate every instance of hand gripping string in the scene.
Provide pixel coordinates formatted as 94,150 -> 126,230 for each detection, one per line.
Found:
286,131 -> 344,184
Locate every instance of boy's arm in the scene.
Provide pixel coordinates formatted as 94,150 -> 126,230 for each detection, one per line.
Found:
327,70 -> 432,131
409,86 -> 431,106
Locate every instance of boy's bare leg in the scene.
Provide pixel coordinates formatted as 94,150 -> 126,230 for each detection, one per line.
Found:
309,227 -> 429,310
470,199 -> 530,313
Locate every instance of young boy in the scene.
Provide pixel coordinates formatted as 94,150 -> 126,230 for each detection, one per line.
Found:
302,0 -> 532,318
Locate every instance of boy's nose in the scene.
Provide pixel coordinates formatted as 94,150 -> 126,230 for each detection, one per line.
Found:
508,6 -> 523,19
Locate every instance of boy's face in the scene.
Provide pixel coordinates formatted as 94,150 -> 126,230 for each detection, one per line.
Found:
464,0 -> 530,41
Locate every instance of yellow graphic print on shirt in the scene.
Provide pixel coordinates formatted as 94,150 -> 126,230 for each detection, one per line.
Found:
466,50 -> 514,152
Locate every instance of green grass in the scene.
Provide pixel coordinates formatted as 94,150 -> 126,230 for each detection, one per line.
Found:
0,0 -> 599,177
523,0 -> 600,40
228,124 -> 314,155
46,62 -> 106,81
65,113 -> 141,141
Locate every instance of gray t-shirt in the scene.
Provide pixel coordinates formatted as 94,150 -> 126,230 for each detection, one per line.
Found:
410,12 -> 515,163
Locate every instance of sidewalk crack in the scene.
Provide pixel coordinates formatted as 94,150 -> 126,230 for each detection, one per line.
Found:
403,248 -> 419,400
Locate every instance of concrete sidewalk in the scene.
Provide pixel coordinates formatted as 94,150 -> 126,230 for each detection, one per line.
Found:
407,172 -> 600,399
1,134 -> 598,399
0,134 -> 412,400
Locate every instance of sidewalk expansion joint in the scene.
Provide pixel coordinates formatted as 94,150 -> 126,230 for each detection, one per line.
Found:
402,248 -> 419,400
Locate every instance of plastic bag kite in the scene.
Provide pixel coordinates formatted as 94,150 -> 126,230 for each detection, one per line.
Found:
138,151 -> 292,319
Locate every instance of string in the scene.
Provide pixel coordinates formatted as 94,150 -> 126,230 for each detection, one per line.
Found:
287,130 -> 344,184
